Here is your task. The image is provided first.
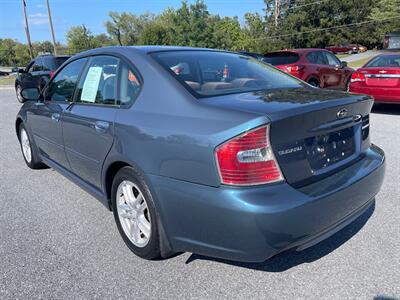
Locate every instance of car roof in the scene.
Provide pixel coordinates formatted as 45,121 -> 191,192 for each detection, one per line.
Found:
265,48 -> 328,55
74,46 -> 225,57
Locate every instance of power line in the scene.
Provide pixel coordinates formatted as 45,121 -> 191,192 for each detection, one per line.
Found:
255,16 -> 400,41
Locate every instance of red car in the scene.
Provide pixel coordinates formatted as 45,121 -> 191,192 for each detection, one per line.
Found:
325,44 -> 366,54
263,49 -> 354,90
349,54 -> 400,103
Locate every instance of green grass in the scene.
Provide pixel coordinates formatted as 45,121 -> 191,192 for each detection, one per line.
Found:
336,54 -> 352,59
0,76 -> 15,86
348,57 -> 371,69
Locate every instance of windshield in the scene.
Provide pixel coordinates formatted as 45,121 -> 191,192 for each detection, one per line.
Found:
365,55 -> 400,68
151,51 -> 304,97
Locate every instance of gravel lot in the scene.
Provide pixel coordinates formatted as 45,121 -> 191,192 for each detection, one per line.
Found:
0,86 -> 399,299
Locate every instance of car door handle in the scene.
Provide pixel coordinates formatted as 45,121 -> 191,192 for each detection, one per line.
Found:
51,113 -> 60,122
94,121 -> 110,133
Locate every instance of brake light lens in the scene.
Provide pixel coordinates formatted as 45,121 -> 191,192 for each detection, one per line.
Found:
215,125 -> 284,186
286,65 -> 304,73
351,72 -> 366,82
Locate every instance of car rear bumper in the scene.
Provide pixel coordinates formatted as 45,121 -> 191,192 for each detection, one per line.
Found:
148,145 -> 385,262
350,85 -> 400,103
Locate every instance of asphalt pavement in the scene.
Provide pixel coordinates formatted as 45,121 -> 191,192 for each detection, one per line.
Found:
0,86 -> 399,299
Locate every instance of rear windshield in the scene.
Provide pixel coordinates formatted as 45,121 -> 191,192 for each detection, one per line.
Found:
151,51 -> 304,97
262,52 -> 300,65
55,57 -> 70,68
365,55 -> 400,68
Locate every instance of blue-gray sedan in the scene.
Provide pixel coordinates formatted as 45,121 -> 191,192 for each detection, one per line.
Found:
15,46 -> 385,262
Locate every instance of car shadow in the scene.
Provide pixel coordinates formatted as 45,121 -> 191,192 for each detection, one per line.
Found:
185,201 -> 375,272
372,104 -> 400,116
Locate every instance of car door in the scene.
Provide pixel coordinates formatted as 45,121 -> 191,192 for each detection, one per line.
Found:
61,55 -> 121,188
28,58 -> 88,169
323,51 -> 346,89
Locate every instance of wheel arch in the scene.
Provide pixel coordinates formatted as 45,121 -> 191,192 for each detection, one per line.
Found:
103,159 -> 175,258
15,117 -> 24,140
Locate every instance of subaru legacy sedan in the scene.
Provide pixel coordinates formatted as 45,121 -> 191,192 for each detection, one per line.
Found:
16,46 -> 385,263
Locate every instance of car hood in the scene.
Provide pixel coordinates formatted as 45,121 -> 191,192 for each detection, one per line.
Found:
200,87 -> 371,121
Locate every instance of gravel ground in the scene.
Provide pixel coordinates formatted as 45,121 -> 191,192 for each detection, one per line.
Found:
0,87 -> 399,299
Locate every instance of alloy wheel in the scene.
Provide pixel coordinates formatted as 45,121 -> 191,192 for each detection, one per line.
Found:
116,180 -> 151,248
20,128 -> 32,163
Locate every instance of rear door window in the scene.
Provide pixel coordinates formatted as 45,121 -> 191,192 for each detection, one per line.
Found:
262,53 -> 299,65
75,56 -> 119,105
307,51 -> 327,65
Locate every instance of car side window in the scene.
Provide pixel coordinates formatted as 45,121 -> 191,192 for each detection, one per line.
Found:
42,57 -> 51,71
32,58 -> 42,72
324,52 -> 341,66
75,56 -> 119,105
119,62 -> 141,105
44,58 -> 87,102
307,51 -> 326,65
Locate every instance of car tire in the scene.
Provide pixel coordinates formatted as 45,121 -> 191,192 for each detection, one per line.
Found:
18,123 -> 47,169
111,166 -> 161,260
308,79 -> 320,88
16,84 -> 24,103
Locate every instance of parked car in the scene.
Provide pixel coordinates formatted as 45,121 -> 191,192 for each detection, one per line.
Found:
16,46 -> 385,263
263,48 -> 354,90
349,53 -> 400,104
15,54 -> 70,103
326,44 -> 367,54
0,70 -> 10,77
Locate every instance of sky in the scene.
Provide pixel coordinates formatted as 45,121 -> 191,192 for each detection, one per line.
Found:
0,0 -> 265,44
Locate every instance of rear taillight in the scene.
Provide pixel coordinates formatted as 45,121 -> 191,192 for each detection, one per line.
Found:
351,72 -> 366,82
286,65 -> 304,73
215,125 -> 284,186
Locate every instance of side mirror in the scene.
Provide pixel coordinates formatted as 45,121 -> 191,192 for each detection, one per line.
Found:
18,68 -> 26,74
340,61 -> 348,68
20,87 -> 41,102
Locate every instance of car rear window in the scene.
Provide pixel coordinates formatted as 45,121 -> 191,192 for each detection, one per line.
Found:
262,52 -> 300,65
151,51 -> 304,98
365,55 -> 400,68
55,57 -> 70,68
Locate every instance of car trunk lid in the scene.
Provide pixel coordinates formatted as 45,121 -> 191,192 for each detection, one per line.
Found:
201,87 -> 373,187
359,67 -> 400,87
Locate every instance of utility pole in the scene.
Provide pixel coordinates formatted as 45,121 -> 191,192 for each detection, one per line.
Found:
46,0 -> 57,55
22,0 -> 33,59
274,0 -> 280,27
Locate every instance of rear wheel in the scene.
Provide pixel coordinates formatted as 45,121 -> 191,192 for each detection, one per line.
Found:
308,79 -> 320,88
111,167 -> 161,260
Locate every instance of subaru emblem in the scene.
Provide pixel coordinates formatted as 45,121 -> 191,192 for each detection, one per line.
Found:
337,109 -> 348,119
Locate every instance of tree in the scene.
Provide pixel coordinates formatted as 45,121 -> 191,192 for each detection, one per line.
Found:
66,25 -> 97,52
370,0 -> 400,44
105,12 -> 154,45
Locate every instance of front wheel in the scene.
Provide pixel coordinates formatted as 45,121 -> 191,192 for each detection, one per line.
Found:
19,123 -> 47,169
308,79 -> 320,88
111,167 -> 161,260
16,85 -> 24,103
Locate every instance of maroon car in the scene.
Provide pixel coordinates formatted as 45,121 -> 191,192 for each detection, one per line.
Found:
325,44 -> 366,54
263,49 -> 354,90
